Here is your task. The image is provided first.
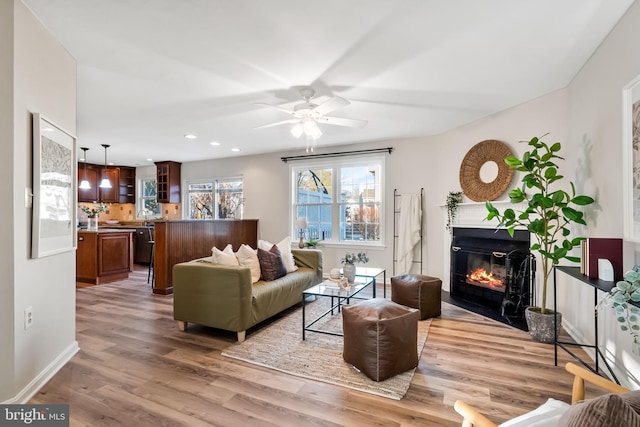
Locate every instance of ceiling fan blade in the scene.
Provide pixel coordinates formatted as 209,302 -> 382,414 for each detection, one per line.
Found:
312,96 -> 350,116
254,119 -> 299,130
254,102 -> 295,115
317,116 -> 368,128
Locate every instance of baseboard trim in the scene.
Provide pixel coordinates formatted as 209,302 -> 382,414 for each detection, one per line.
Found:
2,341 -> 79,404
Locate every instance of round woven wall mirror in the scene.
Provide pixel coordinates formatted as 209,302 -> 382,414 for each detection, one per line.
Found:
459,139 -> 514,202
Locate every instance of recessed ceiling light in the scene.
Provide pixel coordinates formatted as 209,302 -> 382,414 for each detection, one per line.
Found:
184,134 -> 197,139
231,148 -> 240,152
108,162 -> 114,166
147,158 -> 153,162
210,141 -> 220,146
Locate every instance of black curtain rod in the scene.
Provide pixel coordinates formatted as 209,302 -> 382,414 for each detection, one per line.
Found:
281,147 -> 394,163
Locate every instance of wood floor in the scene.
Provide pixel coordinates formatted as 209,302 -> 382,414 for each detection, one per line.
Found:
31,267 -> 601,426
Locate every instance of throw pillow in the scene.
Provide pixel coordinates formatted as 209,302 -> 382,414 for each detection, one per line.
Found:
499,398 -> 570,427
212,244 -> 239,266
236,244 -> 261,283
258,237 -> 298,273
257,245 -> 287,281
621,390 -> 640,414
211,243 -> 234,258
558,393 -> 640,427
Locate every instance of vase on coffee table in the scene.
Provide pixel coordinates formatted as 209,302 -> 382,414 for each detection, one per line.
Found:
343,263 -> 356,284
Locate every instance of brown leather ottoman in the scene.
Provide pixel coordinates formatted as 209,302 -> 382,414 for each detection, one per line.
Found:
342,298 -> 419,382
391,274 -> 442,320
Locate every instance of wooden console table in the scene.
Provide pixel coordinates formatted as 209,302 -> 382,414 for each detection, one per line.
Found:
553,266 -> 620,384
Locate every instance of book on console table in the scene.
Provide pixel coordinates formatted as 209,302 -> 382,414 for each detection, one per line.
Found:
580,238 -> 623,281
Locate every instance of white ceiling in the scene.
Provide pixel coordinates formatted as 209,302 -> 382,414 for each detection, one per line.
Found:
23,0 -> 633,167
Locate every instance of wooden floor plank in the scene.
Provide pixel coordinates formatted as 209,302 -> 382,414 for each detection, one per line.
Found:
30,267 -> 600,426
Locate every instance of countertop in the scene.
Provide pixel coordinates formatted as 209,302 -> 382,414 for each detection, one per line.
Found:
78,228 -> 136,234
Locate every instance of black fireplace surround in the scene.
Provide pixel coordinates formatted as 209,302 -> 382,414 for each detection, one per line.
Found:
450,227 -> 534,329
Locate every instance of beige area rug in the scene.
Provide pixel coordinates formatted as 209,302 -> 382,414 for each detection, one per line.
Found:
222,298 -> 431,400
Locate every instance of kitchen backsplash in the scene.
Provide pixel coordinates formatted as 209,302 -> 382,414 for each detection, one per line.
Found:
78,202 -> 182,222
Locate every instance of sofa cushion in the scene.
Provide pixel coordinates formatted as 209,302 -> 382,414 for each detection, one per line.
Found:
558,393 -> 640,427
236,244 -> 260,283
258,246 -> 287,281
213,244 -> 239,266
258,237 -> 298,273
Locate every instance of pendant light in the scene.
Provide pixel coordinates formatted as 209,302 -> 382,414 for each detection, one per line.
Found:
79,147 -> 91,189
99,144 -> 112,189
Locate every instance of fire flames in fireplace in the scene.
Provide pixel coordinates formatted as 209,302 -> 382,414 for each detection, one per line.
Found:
466,268 -> 506,292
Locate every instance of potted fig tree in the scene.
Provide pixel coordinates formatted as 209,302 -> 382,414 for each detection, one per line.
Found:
485,135 -> 594,343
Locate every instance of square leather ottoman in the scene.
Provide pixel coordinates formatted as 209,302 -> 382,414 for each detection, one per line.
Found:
391,274 -> 442,320
342,298 -> 419,382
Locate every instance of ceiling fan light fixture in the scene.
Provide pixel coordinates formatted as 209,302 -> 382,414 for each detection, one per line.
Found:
304,119 -> 322,139
290,123 -> 304,138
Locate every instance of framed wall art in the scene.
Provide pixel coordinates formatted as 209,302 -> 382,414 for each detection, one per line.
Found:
32,113 -> 77,258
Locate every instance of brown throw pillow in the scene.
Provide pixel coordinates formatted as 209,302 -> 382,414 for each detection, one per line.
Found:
257,245 -> 287,281
558,393 -> 640,427
621,390 -> 640,415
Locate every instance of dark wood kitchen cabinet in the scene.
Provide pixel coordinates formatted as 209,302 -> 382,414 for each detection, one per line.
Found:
98,168 -> 120,203
118,166 -> 136,204
155,161 -> 181,203
76,229 -> 134,284
78,164 -> 99,202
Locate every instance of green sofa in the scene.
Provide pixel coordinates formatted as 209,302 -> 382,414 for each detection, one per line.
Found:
173,249 -> 322,342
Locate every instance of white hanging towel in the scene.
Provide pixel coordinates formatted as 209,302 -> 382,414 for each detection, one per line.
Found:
397,193 -> 422,274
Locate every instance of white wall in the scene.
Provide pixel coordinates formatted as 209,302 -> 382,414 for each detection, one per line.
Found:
0,0 -> 16,398
559,0 -> 640,389
1,0 -> 78,403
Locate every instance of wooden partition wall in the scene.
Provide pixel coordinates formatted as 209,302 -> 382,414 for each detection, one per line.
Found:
152,219 -> 258,294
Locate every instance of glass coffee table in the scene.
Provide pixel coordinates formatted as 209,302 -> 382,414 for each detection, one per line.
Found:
354,267 -> 386,298
302,276 -> 375,340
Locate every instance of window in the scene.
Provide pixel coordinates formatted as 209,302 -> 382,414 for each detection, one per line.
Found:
139,178 -> 160,217
187,182 -> 214,219
216,178 -> 244,219
292,157 -> 383,245
186,177 -> 244,220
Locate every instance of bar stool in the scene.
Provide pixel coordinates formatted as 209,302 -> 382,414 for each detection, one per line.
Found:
147,226 -> 154,286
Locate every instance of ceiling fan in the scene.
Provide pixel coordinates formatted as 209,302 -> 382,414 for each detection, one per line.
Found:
254,88 -> 367,151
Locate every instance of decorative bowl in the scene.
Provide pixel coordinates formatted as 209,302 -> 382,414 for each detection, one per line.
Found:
106,220 -> 119,224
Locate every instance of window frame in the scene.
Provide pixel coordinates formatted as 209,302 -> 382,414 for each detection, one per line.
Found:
185,178 -> 215,219
137,176 -> 161,219
290,155 -> 385,248
183,176 -> 244,220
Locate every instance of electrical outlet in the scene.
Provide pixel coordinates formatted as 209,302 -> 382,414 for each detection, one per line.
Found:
24,306 -> 33,330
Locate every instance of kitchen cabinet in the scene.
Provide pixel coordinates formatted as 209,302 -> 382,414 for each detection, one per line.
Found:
76,229 -> 134,284
78,164 -> 99,202
78,163 -> 136,204
98,167 -> 120,203
155,161 -> 181,203
118,166 -> 136,204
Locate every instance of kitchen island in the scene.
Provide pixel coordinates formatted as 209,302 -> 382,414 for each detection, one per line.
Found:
77,229 -> 135,284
